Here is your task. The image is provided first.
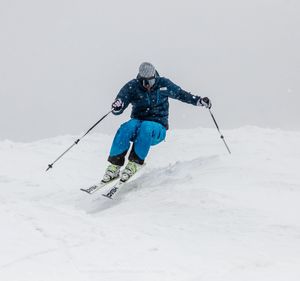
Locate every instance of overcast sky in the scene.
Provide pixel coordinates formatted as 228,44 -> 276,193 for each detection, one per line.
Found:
0,0 -> 299,142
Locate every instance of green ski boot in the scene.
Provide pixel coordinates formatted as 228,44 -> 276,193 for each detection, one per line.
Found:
102,164 -> 121,183
121,161 -> 140,182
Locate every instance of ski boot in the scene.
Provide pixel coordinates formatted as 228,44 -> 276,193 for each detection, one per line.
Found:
102,164 -> 121,183
120,161 -> 140,182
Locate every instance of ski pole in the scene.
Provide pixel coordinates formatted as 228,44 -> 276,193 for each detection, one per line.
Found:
208,109 -> 231,154
46,109 -> 113,171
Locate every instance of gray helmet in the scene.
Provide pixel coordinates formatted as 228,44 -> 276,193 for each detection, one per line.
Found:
138,62 -> 156,78
138,62 -> 156,88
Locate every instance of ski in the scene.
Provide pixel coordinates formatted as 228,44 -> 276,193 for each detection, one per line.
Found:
102,180 -> 125,199
80,177 -> 119,194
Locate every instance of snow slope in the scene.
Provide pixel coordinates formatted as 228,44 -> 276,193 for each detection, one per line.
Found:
0,127 -> 300,281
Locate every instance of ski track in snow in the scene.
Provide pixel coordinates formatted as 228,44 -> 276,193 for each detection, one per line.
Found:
0,127 -> 300,281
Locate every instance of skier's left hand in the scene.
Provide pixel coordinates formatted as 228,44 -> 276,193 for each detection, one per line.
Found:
198,97 -> 212,109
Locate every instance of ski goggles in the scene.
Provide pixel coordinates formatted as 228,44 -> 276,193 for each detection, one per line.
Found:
139,76 -> 156,88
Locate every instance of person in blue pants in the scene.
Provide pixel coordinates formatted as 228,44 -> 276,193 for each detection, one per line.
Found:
102,62 -> 212,183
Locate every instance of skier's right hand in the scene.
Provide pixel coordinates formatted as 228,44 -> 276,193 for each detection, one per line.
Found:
111,99 -> 124,113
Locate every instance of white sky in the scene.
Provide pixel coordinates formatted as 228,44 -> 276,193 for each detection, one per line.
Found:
0,0 -> 299,142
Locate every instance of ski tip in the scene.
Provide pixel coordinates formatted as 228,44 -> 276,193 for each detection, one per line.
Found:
80,188 -> 92,194
102,194 -> 113,200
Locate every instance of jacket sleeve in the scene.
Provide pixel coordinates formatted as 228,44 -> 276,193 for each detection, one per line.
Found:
112,81 -> 133,115
162,78 -> 201,105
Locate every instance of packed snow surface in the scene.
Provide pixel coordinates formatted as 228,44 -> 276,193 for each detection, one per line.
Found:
0,126 -> 300,281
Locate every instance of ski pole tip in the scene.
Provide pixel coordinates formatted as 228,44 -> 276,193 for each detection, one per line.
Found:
46,164 -> 53,172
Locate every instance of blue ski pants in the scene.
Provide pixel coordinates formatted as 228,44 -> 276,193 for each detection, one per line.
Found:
108,119 -> 166,165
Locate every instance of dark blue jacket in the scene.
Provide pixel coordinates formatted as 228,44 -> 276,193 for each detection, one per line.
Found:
113,77 -> 201,129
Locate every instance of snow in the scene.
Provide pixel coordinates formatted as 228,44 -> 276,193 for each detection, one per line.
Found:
1,126 -> 300,281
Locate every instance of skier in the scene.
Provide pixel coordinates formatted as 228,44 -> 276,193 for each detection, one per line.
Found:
102,62 -> 212,183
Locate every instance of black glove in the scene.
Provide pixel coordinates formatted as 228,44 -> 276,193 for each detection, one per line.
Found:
199,97 -> 212,109
111,99 -> 124,113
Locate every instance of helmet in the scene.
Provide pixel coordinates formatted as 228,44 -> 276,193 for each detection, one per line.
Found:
138,62 -> 156,88
139,62 -> 156,78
